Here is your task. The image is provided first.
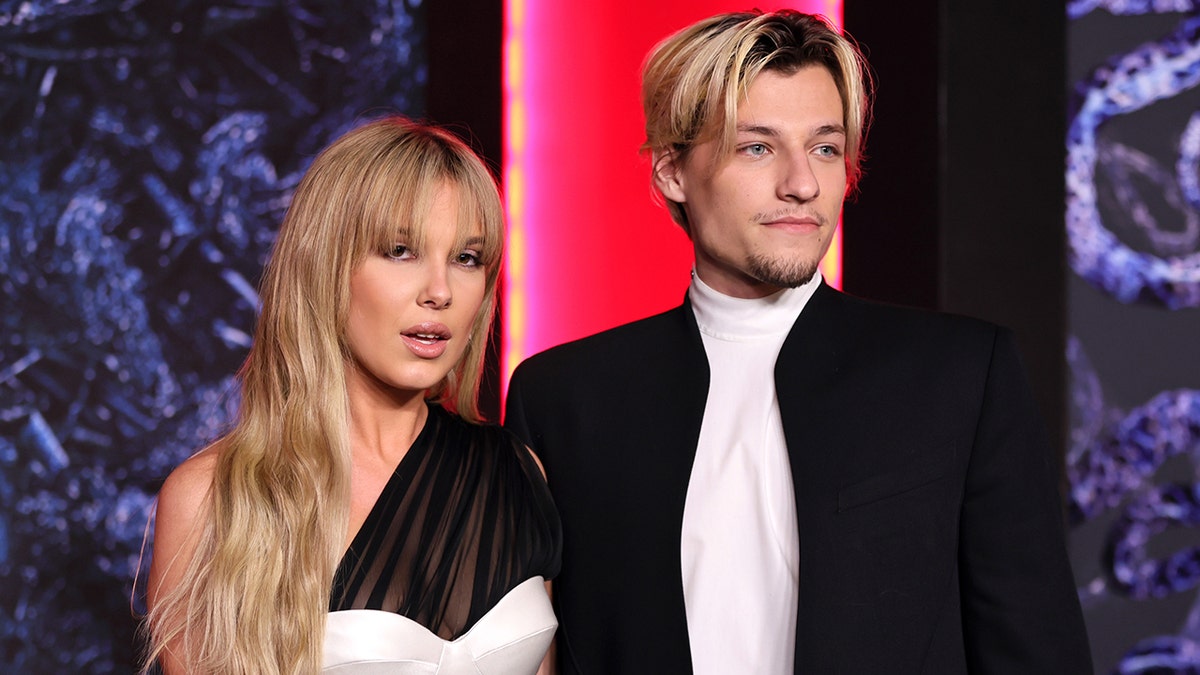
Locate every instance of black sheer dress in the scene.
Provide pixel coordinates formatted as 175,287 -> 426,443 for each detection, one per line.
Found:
324,404 -> 561,673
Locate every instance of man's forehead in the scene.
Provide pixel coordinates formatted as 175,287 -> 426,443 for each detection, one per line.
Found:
730,69 -> 845,131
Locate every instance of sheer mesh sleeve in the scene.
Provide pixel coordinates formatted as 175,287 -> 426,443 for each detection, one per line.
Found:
329,404 -> 562,640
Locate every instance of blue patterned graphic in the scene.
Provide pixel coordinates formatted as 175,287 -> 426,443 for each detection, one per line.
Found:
1069,385 -> 1200,529
1069,0 -> 1200,20
1113,635 -> 1200,674
1068,7 -> 1200,671
1069,336 -> 1200,673
0,0 -> 426,670
1066,11 -> 1200,309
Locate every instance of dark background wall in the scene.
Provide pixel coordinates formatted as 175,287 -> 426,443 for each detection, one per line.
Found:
845,1 -> 1200,672
842,0 -> 1067,450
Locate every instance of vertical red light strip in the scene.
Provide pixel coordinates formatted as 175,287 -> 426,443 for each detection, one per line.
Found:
819,0 -> 844,289
502,0 -> 530,394
504,1 -> 843,399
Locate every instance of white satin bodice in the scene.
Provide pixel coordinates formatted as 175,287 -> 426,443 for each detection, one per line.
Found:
322,576 -> 555,674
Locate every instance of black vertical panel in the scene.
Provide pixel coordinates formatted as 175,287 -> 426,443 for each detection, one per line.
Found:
939,1 -> 1067,448
426,0 -> 503,169
426,0 -> 504,420
841,2 -> 941,311
844,1 -> 1066,448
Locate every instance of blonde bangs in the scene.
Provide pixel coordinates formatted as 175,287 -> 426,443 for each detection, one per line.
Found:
350,129 -> 504,273
450,165 -> 505,271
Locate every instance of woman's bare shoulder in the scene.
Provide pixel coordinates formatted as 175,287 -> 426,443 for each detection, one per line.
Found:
153,440 -> 228,566
149,441 -> 226,607
158,443 -> 222,521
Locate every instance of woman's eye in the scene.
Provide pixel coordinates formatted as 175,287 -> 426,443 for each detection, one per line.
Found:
386,244 -> 414,260
456,251 -> 482,267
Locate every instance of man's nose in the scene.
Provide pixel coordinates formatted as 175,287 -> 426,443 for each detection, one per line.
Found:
778,154 -> 820,202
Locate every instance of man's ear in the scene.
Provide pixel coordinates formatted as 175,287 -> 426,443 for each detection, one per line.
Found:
652,149 -> 687,204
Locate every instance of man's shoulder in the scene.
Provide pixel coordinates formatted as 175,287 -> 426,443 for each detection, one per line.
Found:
513,304 -> 691,380
825,287 -> 1000,343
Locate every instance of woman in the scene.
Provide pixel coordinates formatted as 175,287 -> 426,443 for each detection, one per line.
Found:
143,117 -> 560,674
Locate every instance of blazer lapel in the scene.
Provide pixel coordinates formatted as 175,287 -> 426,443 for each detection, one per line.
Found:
774,280 -> 850,567
774,283 -> 869,670
775,282 -> 851,458
651,298 -> 710,666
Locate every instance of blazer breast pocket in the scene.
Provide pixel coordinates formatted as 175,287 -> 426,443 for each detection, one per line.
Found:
837,456 -> 949,513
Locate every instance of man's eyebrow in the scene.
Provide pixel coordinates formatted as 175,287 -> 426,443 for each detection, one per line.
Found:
735,123 -> 847,137
814,123 -> 847,137
736,123 -> 782,137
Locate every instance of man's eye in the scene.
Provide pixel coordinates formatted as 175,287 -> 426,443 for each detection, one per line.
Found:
815,145 -> 842,158
386,244 -> 414,260
741,143 -> 768,157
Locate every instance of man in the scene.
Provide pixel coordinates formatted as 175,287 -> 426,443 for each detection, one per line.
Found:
505,10 -> 1092,674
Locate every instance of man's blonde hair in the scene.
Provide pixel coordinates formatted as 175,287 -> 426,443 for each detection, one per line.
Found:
642,10 -> 872,230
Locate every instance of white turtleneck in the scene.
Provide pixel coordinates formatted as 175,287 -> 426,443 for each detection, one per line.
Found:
681,270 -> 820,674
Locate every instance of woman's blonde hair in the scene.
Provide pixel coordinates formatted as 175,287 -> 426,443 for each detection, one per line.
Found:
141,116 -> 504,674
642,10 -> 873,231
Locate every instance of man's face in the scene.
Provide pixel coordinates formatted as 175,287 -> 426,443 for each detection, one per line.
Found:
656,65 -> 847,298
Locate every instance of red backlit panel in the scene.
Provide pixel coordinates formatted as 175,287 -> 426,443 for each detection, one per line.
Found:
504,0 -> 844,393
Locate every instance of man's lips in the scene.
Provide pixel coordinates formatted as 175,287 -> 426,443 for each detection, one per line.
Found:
761,215 -> 824,227
761,216 -> 824,232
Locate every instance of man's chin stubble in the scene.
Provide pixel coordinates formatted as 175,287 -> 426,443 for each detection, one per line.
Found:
746,254 -> 819,289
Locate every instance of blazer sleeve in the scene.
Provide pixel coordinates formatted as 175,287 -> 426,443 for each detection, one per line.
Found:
504,364 -> 537,450
959,328 -> 1093,673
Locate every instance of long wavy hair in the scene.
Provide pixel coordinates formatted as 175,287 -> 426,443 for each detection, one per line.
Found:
141,116 -> 505,674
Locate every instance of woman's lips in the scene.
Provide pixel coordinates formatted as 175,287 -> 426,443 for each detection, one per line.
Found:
401,322 -> 451,359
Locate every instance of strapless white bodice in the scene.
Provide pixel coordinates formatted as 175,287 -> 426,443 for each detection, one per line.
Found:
322,576 -> 555,674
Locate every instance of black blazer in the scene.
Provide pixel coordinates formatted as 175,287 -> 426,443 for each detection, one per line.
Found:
505,283 -> 1092,674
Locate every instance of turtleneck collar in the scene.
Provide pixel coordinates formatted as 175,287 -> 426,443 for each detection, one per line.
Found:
688,269 -> 821,341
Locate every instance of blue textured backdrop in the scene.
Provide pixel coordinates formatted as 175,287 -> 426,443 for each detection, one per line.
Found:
1065,2 -> 1200,672
0,0 -> 427,670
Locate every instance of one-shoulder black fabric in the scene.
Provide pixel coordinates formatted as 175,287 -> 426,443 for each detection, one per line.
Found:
329,404 -> 561,641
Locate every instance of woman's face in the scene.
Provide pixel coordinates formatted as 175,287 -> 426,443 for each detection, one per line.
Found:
344,182 -> 488,399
